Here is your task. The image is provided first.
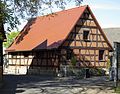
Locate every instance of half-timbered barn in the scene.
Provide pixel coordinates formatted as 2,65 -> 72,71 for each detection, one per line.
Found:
5,5 -> 113,75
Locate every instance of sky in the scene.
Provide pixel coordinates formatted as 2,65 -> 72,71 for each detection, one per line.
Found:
82,0 -> 120,28
18,0 -> 120,31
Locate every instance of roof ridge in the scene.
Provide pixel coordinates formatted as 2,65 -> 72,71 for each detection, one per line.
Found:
35,5 -> 88,19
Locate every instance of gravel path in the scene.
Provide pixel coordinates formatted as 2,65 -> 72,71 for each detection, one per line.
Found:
0,75 -> 116,94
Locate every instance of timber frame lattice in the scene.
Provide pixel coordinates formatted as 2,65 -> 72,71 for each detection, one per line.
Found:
60,7 -> 111,68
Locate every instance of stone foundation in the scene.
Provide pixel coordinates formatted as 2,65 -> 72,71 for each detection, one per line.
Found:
27,68 -> 57,76
4,66 -> 27,75
4,65 -> 58,76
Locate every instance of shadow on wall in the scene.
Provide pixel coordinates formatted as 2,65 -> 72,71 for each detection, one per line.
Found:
26,50 -> 59,76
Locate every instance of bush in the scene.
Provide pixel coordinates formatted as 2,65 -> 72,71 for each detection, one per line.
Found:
89,68 -> 106,76
71,56 -> 77,66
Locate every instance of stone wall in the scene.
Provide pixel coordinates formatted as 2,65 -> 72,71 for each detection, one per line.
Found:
59,65 -> 106,78
4,64 -> 58,76
27,68 -> 57,76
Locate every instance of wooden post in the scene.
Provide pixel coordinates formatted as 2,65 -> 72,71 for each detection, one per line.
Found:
113,42 -> 118,87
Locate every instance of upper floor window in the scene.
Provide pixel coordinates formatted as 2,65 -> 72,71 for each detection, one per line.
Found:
99,50 -> 104,60
83,30 -> 89,40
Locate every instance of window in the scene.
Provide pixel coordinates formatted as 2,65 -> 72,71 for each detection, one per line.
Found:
99,50 -> 104,60
83,30 -> 89,40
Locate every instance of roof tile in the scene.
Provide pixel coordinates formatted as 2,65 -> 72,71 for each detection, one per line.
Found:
7,6 -> 87,52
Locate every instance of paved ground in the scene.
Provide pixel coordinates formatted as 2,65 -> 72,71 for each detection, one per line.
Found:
0,75 -> 116,94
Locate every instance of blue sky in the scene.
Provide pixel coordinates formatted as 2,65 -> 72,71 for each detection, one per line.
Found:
82,0 -> 120,28
18,0 -> 120,30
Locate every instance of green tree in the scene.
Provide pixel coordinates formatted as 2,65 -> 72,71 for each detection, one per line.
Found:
3,31 -> 19,48
0,0 -> 83,32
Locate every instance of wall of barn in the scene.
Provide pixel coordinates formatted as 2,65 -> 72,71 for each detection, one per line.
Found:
60,8 -> 110,68
4,50 -> 59,75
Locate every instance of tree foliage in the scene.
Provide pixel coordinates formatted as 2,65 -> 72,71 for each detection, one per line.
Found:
71,56 -> 77,66
0,0 -> 83,31
3,31 -> 19,48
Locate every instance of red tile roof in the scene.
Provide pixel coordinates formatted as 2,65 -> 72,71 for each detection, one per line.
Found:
6,5 -> 113,52
6,5 -> 87,52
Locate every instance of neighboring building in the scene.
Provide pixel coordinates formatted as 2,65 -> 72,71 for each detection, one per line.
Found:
103,28 -> 120,46
103,28 -> 120,79
5,5 -> 113,75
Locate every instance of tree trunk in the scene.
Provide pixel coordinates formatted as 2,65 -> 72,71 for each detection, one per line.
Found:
0,40 -> 3,81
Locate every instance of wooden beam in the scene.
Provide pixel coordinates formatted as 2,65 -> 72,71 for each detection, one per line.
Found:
76,25 -> 98,29
94,50 -> 96,67
75,26 -> 76,47
80,18 -> 94,21
8,64 -> 59,67
79,60 -> 107,62
62,46 -> 110,50
76,66 -> 107,68
65,39 -> 106,42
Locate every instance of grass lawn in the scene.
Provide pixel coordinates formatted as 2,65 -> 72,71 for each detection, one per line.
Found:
114,86 -> 120,93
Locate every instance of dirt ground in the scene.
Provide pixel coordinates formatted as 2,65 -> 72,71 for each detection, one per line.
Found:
0,75 -> 117,94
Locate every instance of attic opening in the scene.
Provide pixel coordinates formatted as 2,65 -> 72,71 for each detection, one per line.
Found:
99,50 -> 104,61
83,30 -> 89,41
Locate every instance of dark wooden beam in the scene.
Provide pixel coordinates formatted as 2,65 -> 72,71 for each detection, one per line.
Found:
80,18 -> 94,21
76,25 -> 98,29
94,50 -> 96,67
79,60 -> 107,62
65,39 -> 106,42
8,64 -> 59,67
62,46 -> 110,50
